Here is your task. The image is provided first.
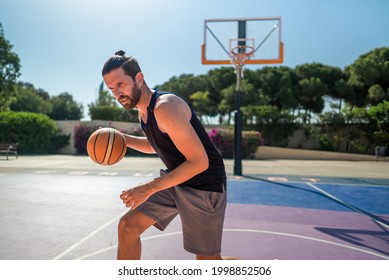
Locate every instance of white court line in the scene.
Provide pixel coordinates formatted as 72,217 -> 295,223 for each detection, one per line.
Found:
52,208 -> 129,260
308,181 -> 389,188
75,228 -> 389,260
75,232 -> 182,260
67,171 -> 89,175
134,173 -> 154,177
35,170 -> 58,174
306,182 -> 389,229
97,172 -> 118,176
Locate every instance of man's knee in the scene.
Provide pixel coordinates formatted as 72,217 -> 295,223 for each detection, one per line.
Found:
118,210 -> 155,238
118,215 -> 140,237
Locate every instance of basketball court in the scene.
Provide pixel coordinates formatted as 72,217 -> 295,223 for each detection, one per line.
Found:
1,16 -> 388,262
0,155 -> 388,260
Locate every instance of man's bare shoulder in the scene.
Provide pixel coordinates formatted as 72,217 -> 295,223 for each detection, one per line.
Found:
154,94 -> 189,115
154,93 -> 191,130
156,93 -> 185,106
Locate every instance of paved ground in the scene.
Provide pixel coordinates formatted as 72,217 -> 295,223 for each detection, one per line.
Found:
0,154 -> 388,260
1,154 -> 388,178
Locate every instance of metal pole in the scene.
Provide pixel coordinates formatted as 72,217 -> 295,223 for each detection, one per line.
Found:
233,21 -> 246,176
234,65 -> 243,176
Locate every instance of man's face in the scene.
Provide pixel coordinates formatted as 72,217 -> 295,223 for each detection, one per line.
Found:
103,67 -> 142,110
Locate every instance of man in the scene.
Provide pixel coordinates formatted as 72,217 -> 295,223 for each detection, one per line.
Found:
102,50 -> 227,260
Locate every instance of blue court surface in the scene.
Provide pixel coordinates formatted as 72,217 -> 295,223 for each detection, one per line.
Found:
228,177 -> 389,214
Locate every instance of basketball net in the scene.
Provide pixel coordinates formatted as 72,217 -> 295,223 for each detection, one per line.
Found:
230,45 -> 255,77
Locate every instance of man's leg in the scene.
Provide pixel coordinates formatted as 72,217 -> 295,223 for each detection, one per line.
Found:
117,209 -> 156,260
175,186 -> 228,259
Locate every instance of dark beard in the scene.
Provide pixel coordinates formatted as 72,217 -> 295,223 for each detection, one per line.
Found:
121,86 -> 142,110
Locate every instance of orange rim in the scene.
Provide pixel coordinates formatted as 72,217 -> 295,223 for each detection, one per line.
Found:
202,42 -> 284,65
230,45 -> 255,57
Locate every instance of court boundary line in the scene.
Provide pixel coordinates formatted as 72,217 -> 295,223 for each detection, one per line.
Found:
306,182 -> 389,229
232,176 -> 389,188
312,182 -> 389,188
74,228 -> 389,260
241,175 -> 389,228
52,208 -> 129,260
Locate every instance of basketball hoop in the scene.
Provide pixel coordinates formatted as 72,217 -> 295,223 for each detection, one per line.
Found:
201,17 -> 284,176
230,45 -> 255,66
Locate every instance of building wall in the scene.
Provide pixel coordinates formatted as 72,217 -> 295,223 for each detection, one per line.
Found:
55,121 -> 375,156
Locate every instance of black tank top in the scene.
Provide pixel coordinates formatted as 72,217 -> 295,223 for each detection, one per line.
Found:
141,91 -> 226,192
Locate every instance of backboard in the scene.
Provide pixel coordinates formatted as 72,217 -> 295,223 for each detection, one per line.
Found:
202,17 -> 283,65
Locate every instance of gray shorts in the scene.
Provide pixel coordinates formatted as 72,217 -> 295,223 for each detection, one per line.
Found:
136,183 -> 227,256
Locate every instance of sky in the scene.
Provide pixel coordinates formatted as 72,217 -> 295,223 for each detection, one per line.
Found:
1,0 -> 388,119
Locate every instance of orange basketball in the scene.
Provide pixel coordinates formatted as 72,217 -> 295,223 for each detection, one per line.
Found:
87,128 -> 127,165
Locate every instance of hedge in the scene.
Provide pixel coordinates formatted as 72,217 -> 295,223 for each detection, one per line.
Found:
73,124 -> 98,155
0,111 -> 59,154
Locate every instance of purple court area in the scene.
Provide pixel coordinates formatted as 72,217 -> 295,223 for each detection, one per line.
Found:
138,178 -> 389,260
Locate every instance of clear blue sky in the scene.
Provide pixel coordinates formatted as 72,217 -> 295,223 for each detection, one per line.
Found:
1,0 -> 388,118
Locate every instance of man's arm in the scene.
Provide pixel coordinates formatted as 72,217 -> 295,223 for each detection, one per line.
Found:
120,94 -> 209,209
151,94 -> 209,190
122,134 -> 156,154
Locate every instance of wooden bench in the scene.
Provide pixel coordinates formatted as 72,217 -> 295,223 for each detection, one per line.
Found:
0,143 -> 19,160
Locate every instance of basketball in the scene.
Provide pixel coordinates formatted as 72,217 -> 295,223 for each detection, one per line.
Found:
87,128 -> 127,165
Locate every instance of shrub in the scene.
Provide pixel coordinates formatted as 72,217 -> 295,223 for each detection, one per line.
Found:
0,111 -> 58,153
243,130 -> 265,158
89,106 -> 122,121
208,128 -> 234,158
89,105 -> 138,122
50,134 -> 70,152
208,128 -> 264,159
318,134 -> 335,151
73,124 -> 98,155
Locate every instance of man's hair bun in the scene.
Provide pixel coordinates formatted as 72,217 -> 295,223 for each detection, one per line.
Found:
115,50 -> 125,56
102,50 -> 142,80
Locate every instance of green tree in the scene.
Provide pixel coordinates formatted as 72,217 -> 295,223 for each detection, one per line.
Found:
206,67 -> 235,117
89,105 -> 122,121
332,78 -> 353,113
156,73 -> 208,105
157,69 -> 235,122
242,105 -> 296,146
365,101 -> 389,146
345,47 -> 389,107
49,92 -> 83,120
252,66 -> 299,111
0,23 -> 21,111
297,77 -> 326,123
368,84 -> 385,105
295,63 -> 347,120
190,90 -> 212,123
10,82 -> 52,114
218,79 -> 255,125
97,89 -> 117,107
